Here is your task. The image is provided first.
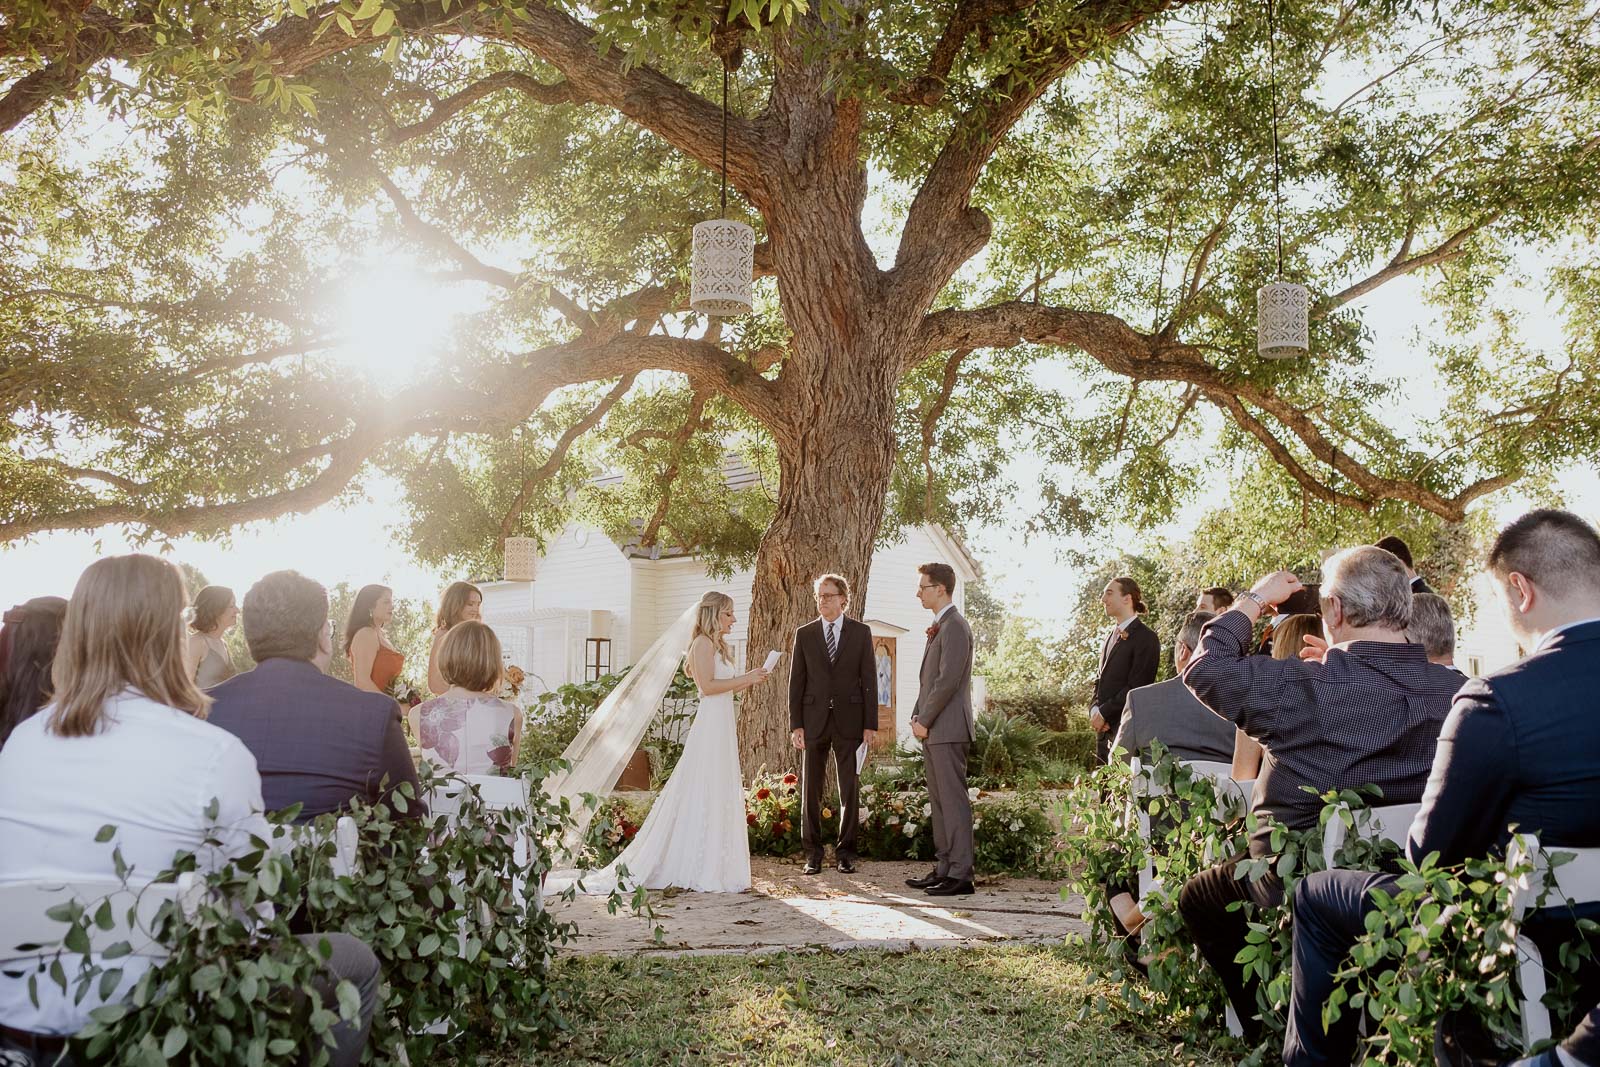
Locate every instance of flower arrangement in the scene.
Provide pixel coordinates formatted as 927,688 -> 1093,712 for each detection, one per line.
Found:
502,663 -> 527,699
856,782 -> 935,861
582,794 -> 654,867
745,771 -> 837,857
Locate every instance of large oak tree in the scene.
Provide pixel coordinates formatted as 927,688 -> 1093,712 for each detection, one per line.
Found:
4,0 -> 1598,770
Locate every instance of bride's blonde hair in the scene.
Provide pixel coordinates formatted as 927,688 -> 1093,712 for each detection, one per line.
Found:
689,591 -> 735,666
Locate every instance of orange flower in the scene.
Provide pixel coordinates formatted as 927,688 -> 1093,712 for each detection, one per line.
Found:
755,788 -> 771,800
782,773 -> 798,785
746,812 -> 757,825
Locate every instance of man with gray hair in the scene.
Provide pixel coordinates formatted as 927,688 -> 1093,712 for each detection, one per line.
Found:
1110,611 -> 1234,765
1171,546 -> 1462,1042
1407,592 -> 1460,670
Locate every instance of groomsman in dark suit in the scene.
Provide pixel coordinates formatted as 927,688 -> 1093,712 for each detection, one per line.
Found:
907,562 -> 977,897
1087,576 -> 1160,764
1376,534 -> 1435,593
788,573 -> 878,875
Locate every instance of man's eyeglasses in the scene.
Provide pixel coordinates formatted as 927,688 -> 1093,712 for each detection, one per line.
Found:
816,591 -> 845,601
917,583 -> 936,592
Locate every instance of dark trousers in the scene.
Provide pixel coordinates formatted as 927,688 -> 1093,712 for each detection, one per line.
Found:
296,932 -> 381,1067
1095,720 -> 1119,765
1287,869 -> 1600,1067
1176,851 -> 1285,1044
802,734 -> 860,863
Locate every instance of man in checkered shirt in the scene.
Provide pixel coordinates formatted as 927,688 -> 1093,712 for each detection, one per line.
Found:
1175,545 -> 1464,1043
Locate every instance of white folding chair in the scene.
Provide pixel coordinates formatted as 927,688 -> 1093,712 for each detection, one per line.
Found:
1507,834 -> 1600,1050
0,875 -> 206,969
283,815 -> 360,879
1128,757 -> 1253,1038
1320,801 -> 1422,870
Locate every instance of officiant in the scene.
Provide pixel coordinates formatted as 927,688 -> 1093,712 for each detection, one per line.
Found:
788,573 -> 879,875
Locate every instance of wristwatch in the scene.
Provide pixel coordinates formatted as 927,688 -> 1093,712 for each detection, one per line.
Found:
1237,590 -> 1268,612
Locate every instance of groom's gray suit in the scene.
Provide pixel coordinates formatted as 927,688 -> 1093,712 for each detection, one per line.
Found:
911,606 -> 975,883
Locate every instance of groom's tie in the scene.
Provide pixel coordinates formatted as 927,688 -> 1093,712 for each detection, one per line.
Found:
826,620 -> 838,663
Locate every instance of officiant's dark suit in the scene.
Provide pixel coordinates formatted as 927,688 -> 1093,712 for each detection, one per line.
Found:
789,582 -> 879,870
1092,617 -> 1160,764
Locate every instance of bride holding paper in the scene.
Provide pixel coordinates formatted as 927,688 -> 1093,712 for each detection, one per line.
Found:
545,590 -> 771,894
787,573 -> 879,876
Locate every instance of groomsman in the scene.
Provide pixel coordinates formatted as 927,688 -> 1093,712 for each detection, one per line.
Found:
788,574 -> 878,875
1087,576 -> 1160,764
906,563 -> 976,897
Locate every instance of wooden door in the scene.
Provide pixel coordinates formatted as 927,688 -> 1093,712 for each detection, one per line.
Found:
871,636 -> 896,752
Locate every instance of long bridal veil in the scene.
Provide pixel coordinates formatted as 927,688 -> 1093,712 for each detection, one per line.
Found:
543,602 -> 698,861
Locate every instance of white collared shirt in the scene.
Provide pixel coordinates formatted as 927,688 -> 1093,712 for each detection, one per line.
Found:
0,690 -> 271,1034
1535,616 -> 1600,653
934,603 -> 955,624
818,613 -> 844,649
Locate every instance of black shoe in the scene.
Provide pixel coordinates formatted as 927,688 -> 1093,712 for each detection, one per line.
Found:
925,878 -> 975,896
905,870 -> 943,889
837,858 -> 857,874
801,859 -> 822,876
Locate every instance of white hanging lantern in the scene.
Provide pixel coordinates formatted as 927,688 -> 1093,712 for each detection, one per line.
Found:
1257,280 -> 1309,358
690,218 -> 755,316
503,536 -> 538,583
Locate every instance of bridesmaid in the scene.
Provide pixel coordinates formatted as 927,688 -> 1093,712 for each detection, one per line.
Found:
426,582 -> 482,696
345,585 -> 404,694
186,585 -> 239,688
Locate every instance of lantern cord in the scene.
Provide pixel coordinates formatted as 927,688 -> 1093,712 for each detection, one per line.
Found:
1269,0 -> 1284,279
720,64 -> 729,219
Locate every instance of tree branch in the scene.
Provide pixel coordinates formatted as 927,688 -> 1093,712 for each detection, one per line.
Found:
497,372 -> 635,540
636,391 -> 710,547
386,69 -> 576,143
919,348 -> 971,517
1316,214 -> 1501,316
886,0 -> 1040,106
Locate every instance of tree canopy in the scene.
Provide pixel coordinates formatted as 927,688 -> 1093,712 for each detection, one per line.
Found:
5,0 -> 1599,767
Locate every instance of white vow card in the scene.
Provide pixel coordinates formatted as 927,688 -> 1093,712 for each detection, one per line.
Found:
763,649 -> 782,671
856,740 -> 868,773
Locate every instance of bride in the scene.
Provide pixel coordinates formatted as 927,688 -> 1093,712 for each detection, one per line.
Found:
546,590 -> 770,894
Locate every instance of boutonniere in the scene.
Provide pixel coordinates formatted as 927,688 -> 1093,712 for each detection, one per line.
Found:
926,623 -> 941,639
1116,628 -> 1129,642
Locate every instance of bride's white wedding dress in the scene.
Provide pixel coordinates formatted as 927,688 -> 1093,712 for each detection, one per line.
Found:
547,652 -> 750,895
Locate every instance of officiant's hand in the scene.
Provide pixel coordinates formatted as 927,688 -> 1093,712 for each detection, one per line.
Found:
863,729 -> 876,746
790,727 -> 805,749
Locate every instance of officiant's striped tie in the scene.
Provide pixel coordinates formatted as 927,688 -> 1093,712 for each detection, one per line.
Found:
826,621 -> 838,663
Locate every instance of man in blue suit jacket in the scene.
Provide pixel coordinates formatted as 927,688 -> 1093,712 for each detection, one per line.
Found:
1285,510 -> 1600,1067
207,571 -> 423,823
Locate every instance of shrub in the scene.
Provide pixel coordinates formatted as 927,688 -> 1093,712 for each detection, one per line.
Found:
988,687 -> 1075,733
745,771 -> 840,856
581,794 -> 655,868
974,790 -> 1067,877
857,782 -> 934,862
972,711 -> 1051,785
515,667 -> 697,778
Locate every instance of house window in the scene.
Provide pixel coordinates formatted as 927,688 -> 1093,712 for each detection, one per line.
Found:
585,638 -> 612,681
1466,654 -> 1484,677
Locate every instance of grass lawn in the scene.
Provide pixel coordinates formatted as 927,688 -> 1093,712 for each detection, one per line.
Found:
519,943 -> 1234,1065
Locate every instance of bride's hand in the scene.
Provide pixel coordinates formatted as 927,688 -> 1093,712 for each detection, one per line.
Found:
743,667 -> 770,688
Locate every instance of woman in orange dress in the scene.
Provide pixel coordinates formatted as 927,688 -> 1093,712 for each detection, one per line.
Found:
345,584 -> 404,694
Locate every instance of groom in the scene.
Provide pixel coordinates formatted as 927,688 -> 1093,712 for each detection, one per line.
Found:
907,562 -> 976,897
789,573 -> 879,875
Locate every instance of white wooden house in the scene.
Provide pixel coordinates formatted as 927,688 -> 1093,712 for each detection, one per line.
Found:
479,520 -> 982,743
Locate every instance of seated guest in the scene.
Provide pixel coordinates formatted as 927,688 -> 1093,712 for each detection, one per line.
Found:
1287,510 -> 1600,1067
1111,611 -> 1234,765
1197,587 -> 1234,614
426,581 -> 482,696
0,596 -> 67,750
0,556 -> 378,1067
413,621 -> 521,775
1407,591 -> 1462,673
345,584 -> 404,695
209,571 -> 422,823
1229,612 -> 1323,782
1177,547 -> 1461,1042
1376,534 -> 1434,593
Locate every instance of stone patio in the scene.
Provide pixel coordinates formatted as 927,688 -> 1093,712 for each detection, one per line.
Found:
546,856 -> 1089,957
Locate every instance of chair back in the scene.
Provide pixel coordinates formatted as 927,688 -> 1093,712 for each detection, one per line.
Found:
1321,801 -> 1422,869
0,873 -> 205,966
1505,834 -> 1600,1049
283,815 -> 360,879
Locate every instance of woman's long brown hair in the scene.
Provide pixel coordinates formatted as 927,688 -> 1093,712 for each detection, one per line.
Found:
49,555 -> 209,736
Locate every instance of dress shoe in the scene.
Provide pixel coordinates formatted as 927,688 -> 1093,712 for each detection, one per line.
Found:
925,878 -> 975,896
837,857 -> 857,874
905,869 -> 943,889
801,859 -> 822,876
1433,1006 -> 1527,1066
